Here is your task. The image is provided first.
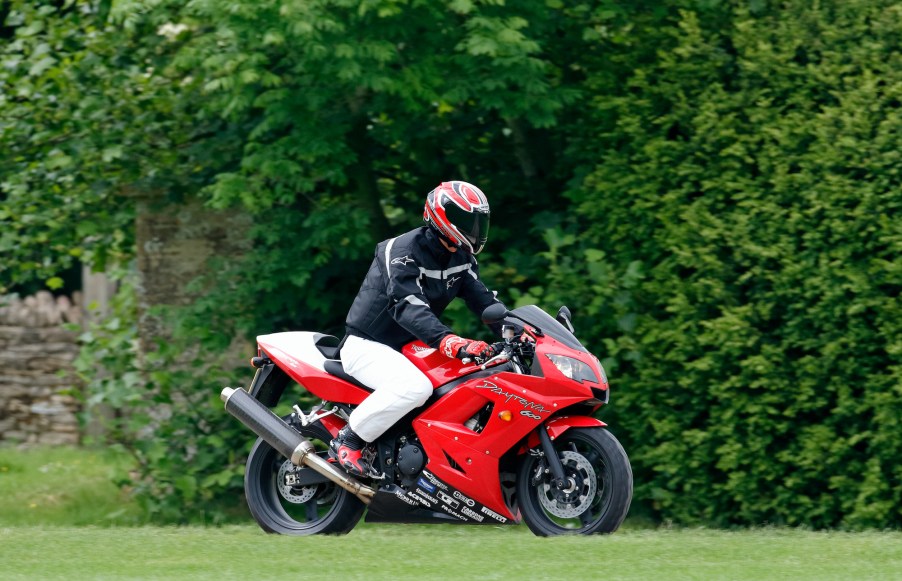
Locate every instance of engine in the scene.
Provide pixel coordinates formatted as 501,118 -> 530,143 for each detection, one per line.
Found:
396,440 -> 426,488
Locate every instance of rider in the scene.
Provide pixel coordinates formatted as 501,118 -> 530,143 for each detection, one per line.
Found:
329,180 -> 504,476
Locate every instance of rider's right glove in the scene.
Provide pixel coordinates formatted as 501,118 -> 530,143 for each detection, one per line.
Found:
439,334 -> 493,360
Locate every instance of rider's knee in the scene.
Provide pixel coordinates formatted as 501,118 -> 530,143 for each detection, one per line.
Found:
410,376 -> 433,407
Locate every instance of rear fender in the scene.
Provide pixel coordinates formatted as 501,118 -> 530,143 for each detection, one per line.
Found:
525,416 -> 608,450
247,364 -> 291,407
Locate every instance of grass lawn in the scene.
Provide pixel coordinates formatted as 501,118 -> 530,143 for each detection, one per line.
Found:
2,525 -> 902,580
0,445 -> 143,526
3,446 -> 901,580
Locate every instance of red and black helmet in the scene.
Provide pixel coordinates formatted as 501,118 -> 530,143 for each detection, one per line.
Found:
423,181 -> 490,255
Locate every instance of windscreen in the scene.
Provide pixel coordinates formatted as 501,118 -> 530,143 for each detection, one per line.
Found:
508,305 -> 587,353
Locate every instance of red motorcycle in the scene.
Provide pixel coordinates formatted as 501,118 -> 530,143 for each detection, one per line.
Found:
221,303 -> 632,536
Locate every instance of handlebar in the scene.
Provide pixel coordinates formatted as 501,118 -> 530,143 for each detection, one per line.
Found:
461,337 -> 534,368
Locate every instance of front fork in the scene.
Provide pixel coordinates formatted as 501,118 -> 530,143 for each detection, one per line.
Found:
529,416 -> 608,489
536,424 -> 569,491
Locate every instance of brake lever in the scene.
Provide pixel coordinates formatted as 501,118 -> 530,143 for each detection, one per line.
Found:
480,350 -> 510,370
462,342 -> 509,367
461,354 -> 497,366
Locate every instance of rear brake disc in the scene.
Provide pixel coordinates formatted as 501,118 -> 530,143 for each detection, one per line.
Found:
277,460 -> 317,504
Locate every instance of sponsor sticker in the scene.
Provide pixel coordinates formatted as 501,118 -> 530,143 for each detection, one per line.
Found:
438,505 -> 467,521
452,490 -> 475,507
437,490 -> 460,510
480,506 -> 508,523
408,492 -> 431,507
417,477 -> 436,494
394,489 -> 417,506
421,471 -> 448,491
460,506 -> 485,522
415,489 -> 439,505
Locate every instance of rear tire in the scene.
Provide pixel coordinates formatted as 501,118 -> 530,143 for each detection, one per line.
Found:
244,420 -> 365,535
516,427 -> 632,536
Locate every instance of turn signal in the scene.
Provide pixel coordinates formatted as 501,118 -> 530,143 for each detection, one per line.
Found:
250,356 -> 271,368
498,410 -> 512,422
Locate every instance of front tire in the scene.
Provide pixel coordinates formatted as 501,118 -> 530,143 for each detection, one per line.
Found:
244,420 -> 365,535
516,427 -> 632,536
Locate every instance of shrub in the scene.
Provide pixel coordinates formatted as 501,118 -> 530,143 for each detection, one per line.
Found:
565,0 -> 902,527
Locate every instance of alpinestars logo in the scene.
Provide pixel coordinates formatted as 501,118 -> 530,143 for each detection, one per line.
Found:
446,276 -> 460,289
474,380 -> 552,414
390,255 -> 415,266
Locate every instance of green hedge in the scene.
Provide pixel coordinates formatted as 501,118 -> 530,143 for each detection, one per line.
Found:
564,0 -> 902,527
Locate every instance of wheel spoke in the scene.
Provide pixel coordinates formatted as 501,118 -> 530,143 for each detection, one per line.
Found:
305,499 -> 318,522
584,449 -> 603,468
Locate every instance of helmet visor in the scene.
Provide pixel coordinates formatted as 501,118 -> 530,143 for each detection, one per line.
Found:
446,205 -> 490,254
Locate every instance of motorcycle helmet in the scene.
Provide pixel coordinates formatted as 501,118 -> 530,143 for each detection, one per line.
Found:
423,181 -> 490,255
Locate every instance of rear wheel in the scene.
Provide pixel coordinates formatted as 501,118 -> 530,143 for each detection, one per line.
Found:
244,420 -> 365,535
516,427 -> 632,536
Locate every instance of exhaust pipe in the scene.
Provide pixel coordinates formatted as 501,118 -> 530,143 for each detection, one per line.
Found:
221,387 -> 376,504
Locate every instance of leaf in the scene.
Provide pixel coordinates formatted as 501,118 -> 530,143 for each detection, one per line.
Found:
101,146 -> 123,162
28,56 -> 56,77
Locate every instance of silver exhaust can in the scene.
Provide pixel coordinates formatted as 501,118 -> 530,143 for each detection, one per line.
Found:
221,387 -> 376,504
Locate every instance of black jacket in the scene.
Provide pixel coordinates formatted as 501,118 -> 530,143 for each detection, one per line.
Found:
345,227 -> 501,351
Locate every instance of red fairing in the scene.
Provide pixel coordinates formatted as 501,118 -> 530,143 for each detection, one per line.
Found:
533,333 -> 609,393
413,372 -> 553,520
401,341 -> 483,387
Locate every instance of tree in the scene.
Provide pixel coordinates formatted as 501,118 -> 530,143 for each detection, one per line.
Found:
3,0 -> 593,521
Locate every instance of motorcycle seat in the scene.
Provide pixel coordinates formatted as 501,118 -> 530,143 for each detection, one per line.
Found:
313,333 -> 341,360
323,359 -> 373,392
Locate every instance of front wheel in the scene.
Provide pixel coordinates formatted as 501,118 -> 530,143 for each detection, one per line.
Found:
244,420 -> 365,535
516,427 -> 632,536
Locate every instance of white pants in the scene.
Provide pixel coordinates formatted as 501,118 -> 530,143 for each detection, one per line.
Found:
340,335 -> 433,442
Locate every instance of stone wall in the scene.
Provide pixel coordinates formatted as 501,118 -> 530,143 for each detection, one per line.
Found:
0,292 -> 83,445
135,196 -> 251,357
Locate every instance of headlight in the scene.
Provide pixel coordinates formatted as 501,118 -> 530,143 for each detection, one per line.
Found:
546,354 -> 600,384
592,355 -> 608,384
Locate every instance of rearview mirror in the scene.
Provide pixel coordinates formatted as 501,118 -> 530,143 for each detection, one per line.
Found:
481,303 -> 510,325
557,306 -> 575,333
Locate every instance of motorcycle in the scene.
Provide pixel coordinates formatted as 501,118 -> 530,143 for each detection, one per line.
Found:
220,303 -> 632,536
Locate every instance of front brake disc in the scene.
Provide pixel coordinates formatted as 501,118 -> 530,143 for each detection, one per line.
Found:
538,450 -> 597,518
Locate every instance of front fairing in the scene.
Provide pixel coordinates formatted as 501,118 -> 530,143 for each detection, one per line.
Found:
508,306 -> 608,395
401,304 -> 608,396
532,335 -> 603,397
